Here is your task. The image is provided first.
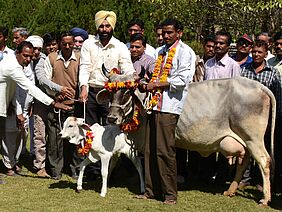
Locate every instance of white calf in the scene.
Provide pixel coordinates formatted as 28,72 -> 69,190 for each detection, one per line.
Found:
60,117 -> 144,197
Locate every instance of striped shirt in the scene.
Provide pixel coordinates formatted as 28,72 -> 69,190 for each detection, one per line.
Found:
241,61 -> 282,114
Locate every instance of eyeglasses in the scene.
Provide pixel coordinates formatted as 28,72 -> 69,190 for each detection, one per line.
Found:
237,40 -> 252,46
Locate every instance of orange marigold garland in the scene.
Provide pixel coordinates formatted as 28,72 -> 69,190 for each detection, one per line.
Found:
77,130 -> 94,156
104,80 -> 138,92
147,47 -> 177,110
120,107 -> 140,132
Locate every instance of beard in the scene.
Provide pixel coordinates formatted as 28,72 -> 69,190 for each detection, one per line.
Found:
98,30 -> 113,42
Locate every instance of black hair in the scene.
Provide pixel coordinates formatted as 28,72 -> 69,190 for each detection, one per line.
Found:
16,41 -> 33,53
273,32 -> 282,42
0,26 -> 8,38
43,32 -> 59,45
161,19 -> 183,31
204,34 -> 215,45
130,33 -> 147,47
127,18 -> 144,30
215,31 -> 232,46
60,31 -> 73,40
253,39 -> 269,51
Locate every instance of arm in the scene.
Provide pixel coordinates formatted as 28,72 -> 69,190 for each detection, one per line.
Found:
118,43 -> 136,75
79,40 -> 92,102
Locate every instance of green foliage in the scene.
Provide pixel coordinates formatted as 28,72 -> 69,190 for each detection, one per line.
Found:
0,0 -> 282,45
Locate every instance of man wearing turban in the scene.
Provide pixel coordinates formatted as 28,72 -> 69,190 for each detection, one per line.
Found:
79,10 -> 135,126
70,27 -> 89,51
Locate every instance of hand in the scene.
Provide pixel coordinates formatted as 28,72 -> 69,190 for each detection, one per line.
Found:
146,82 -> 156,92
60,86 -> 73,99
52,101 -> 72,111
16,114 -> 26,129
80,85 -> 88,102
55,94 -> 65,102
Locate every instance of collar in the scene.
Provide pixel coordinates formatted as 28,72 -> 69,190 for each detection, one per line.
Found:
56,50 -> 77,61
216,53 -> 230,66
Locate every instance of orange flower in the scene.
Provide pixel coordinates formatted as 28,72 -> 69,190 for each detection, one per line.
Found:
147,47 -> 177,110
120,107 -> 140,132
77,130 -> 94,156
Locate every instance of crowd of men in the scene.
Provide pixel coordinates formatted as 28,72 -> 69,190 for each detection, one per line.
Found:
0,9 -> 282,205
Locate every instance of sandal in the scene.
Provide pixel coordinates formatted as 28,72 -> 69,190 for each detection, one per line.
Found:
135,194 -> 152,200
163,199 -> 177,205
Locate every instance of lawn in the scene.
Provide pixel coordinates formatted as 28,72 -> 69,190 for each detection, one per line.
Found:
0,155 -> 281,212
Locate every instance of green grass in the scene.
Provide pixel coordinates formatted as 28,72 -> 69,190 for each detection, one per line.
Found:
0,156 -> 281,212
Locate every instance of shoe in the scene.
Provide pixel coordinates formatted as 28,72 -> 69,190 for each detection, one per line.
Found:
51,173 -> 62,180
72,173 -> 79,180
6,169 -> 16,177
135,194 -> 152,200
0,180 -> 6,184
163,199 -> 177,205
37,168 -> 50,178
15,165 -> 22,173
238,181 -> 250,189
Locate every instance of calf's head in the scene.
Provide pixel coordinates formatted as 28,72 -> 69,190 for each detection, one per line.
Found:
60,117 -> 91,145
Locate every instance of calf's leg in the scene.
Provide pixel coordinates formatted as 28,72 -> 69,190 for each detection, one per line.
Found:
99,153 -> 112,197
76,157 -> 92,192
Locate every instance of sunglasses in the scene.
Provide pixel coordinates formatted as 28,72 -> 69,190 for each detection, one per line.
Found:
238,40 -> 252,46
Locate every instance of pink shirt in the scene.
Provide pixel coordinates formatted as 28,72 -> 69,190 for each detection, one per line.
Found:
204,53 -> 241,80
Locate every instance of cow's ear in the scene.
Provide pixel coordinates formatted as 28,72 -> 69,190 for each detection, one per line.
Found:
96,88 -> 110,104
76,118 -> 85,126
80,123 -> 91,131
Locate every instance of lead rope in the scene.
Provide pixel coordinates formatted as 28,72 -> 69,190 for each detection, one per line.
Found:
55,98 -> 87,130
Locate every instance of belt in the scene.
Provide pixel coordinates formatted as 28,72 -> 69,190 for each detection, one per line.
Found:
89,86 -> 104,93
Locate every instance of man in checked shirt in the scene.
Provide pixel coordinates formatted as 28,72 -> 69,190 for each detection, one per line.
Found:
240,39 -> 282,191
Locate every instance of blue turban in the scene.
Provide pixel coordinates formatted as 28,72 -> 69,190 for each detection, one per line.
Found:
70,27 -> 89,41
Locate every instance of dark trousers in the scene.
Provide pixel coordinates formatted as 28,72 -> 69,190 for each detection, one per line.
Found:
144,111 -> 178,201
46,107 -> 82,176
86,87 -> 109,126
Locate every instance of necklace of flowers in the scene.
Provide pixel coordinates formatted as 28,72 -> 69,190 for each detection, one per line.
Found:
104,80 -> 139,92
77,130 -> 94,156
120,106 -> 140,132
147,44 -> 177,110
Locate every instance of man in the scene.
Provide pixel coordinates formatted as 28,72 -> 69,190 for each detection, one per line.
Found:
155,24 -> 164,47
0,26 -> 14,60
0,41 -> 70,180
12,27 -> 29,47
70,27 -> 89,51
44,31 -> 81,180
232,34 -> 253,68
268,31 -> 282,192
257,32 -> 275,60
125,18 -> 156,58
193,34 -> 215,82
204,31 -> 241,184
241,40 -> 282,190
204,31 -> 241,80
129,33 -> 155,78
79,10 -> 136,126
42,32 -> 59,55
32,33 -> 71,178
138,19 -> 195,204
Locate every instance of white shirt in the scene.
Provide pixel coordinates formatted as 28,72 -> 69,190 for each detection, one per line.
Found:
154,40 -> 196,115
79,35 -> 135,88
0,54 -> 53,117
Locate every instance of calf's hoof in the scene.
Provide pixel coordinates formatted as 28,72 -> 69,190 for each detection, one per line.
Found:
76,188 -> 83,193
259,199 -> 269,207
223,190 -> 235,197
100,193 -> 106,197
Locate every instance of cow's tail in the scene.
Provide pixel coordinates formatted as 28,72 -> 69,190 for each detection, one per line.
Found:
262,85 -> 276,180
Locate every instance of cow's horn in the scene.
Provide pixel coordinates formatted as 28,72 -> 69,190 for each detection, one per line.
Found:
139,66 -> 146,79
102,64 -> 109,78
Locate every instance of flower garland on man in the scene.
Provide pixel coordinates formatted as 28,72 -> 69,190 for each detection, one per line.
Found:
137,19 -> 196,204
